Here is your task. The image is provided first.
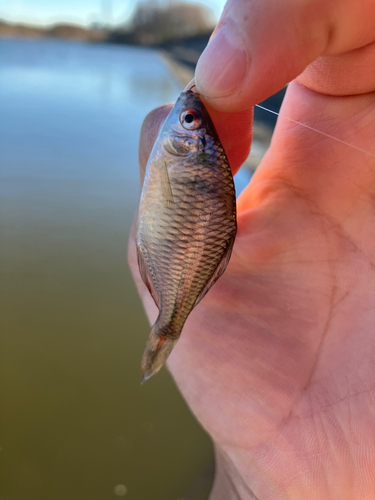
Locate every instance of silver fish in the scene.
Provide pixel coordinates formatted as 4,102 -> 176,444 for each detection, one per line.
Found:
136,89 -> 236,382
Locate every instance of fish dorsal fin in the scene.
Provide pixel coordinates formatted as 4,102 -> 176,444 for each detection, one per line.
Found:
194,233 -> 236,308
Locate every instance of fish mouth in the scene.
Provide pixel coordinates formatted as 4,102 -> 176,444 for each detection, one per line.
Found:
180,91 -> 203,107
185,83 -> 198,94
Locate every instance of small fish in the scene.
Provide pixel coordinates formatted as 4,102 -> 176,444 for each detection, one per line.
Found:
136,89 -> 236,382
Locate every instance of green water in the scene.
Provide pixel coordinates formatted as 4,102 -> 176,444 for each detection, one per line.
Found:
0,38 -> 213,500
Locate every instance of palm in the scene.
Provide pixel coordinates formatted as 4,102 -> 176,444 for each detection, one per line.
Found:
131,82 -> 375,499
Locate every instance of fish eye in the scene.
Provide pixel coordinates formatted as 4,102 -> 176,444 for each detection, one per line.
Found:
180,109 -> 201,130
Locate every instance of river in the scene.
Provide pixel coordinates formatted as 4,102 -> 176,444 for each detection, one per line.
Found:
0,38 -> 222,500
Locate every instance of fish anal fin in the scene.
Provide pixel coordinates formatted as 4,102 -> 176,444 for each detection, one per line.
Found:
194,234 -> 236,308
136,244 -> 160,309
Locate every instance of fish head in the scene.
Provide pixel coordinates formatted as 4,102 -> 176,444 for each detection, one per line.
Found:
160,90 -> 216,158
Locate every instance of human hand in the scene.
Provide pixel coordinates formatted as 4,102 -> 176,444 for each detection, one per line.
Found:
129,0 -> 375,498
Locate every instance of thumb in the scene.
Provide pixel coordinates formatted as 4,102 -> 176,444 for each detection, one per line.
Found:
195,0 -> 375,112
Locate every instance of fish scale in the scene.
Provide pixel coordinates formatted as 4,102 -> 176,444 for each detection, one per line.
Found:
136,90 -> 236,382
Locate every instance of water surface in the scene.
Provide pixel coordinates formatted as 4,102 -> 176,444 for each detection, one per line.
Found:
0,38 -> 214,500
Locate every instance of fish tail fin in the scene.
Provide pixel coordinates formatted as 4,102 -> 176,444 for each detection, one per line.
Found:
141,325 -> 177,384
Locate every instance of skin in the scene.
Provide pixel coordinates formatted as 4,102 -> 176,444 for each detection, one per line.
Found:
129,0 -> 375,497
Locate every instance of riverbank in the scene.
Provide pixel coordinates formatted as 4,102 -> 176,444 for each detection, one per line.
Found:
0,21 -> 276,174
0,19 -> 106,41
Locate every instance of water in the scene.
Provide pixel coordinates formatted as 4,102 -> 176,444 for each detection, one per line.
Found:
0,38 -> 214,500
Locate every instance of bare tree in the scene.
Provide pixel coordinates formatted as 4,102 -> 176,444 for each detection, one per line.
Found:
130,0 -> 214,44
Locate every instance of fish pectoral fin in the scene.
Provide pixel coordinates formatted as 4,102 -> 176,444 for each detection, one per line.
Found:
194,234 -> 236,307
160,165 -> 174,207
136,244 -> 160,309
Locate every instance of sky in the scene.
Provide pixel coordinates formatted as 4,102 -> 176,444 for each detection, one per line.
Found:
0,0 -> 226,27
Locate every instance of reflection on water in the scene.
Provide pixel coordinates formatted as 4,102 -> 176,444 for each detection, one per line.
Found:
0,38 -> 213,500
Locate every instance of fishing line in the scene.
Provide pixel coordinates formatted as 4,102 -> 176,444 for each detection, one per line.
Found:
255,104 -> 375,159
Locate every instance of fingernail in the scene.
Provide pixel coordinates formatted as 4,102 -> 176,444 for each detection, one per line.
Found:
195,24 -> 248,99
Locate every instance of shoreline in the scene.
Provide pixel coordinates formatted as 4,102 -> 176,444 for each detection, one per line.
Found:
159,50 -> 195,88
1,33 -> 273,174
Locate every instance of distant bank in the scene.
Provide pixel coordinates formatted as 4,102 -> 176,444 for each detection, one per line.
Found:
0,20 -> 107,42
0,21 -> 284,171
0,19 -> 211,70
